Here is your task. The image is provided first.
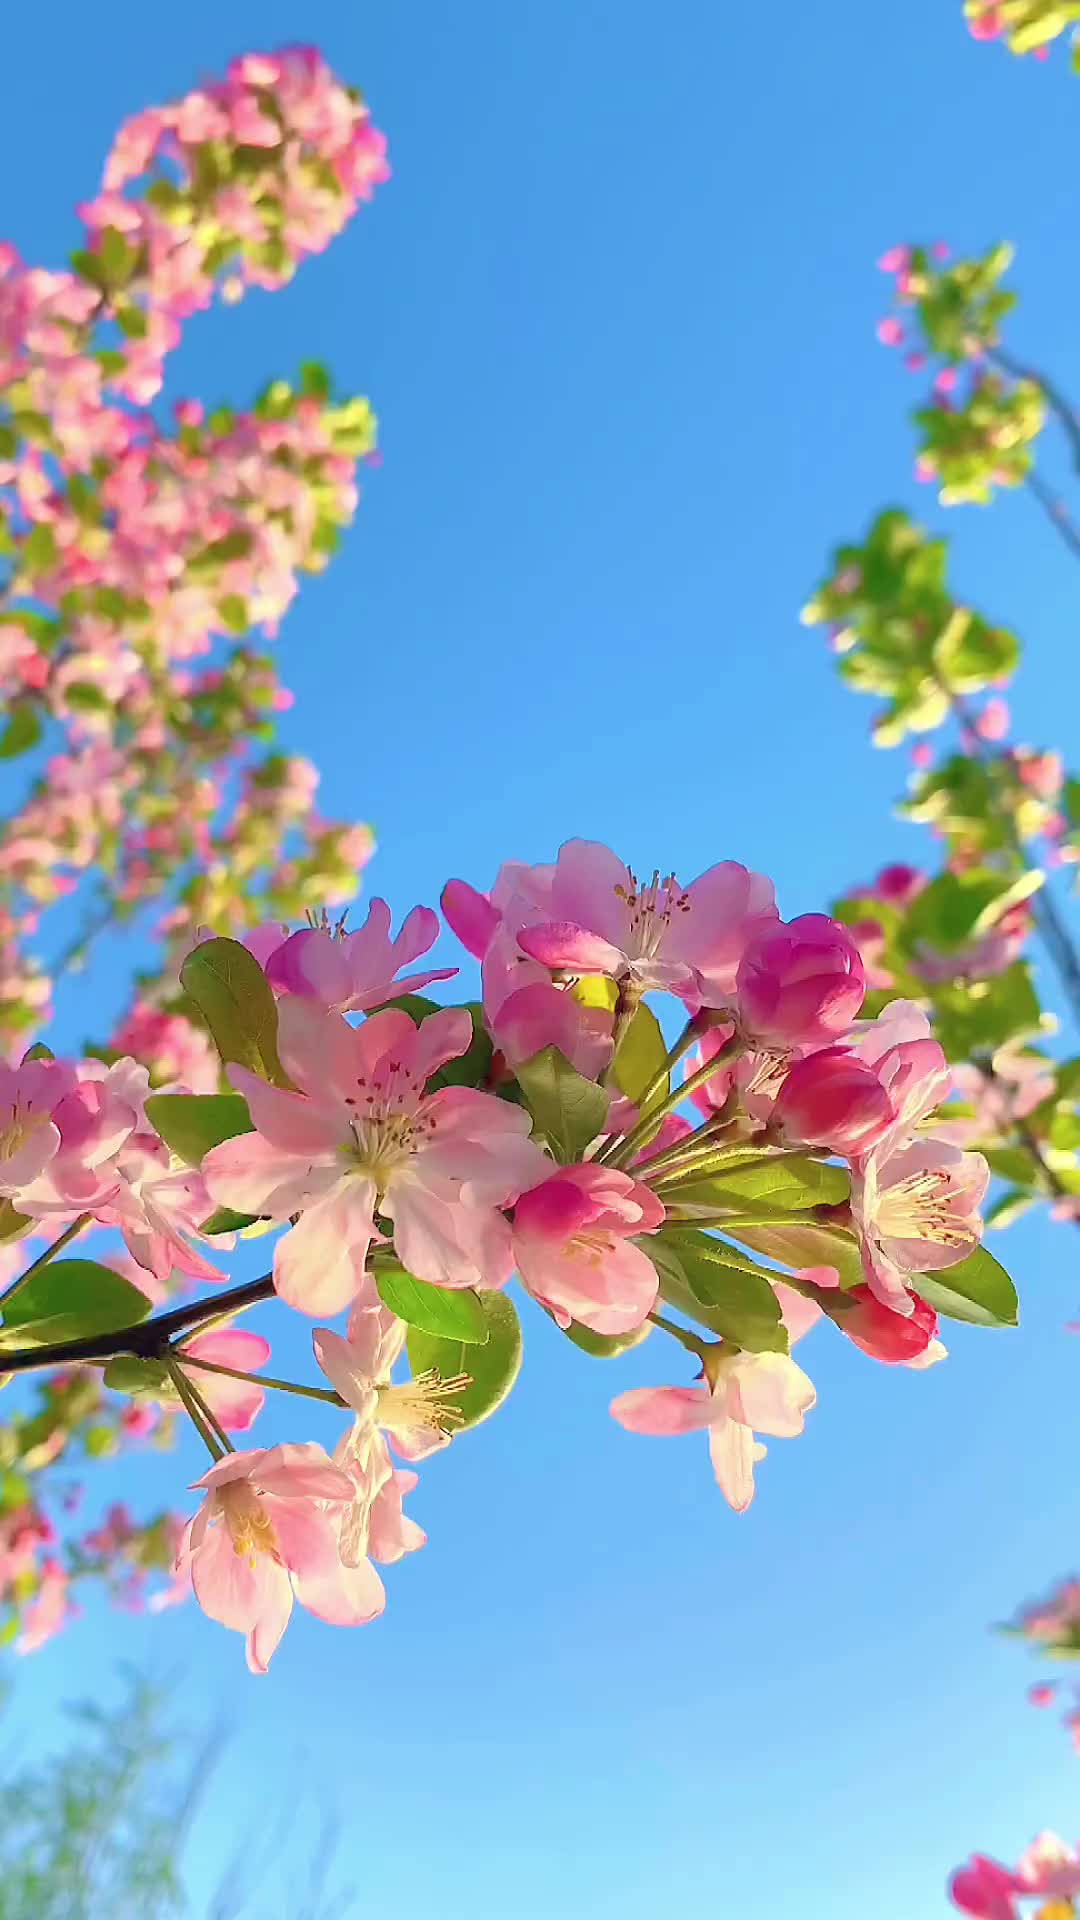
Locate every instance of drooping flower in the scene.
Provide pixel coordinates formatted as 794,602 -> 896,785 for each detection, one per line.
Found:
610,1350 -> 816,1511
180,1442 -> 382,1673
834,1284 -> 943,1365
851,1138 -> 989,1317
314,1291 -> 460,1567
513,838 -> 777,1005
263,897 -> 456,1012
203,1000 -> 551,1315
512,1163 -> 664,1334
735,913 -> 865,1049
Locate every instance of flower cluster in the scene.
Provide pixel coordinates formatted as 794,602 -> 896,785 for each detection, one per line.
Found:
0,840 -> 1006,1669
0,48 -> 386,1067
951,1832 -> 1080,1917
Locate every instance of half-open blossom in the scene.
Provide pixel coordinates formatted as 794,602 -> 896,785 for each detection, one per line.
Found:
512,1164 -> 664,1334
180,1442 -> 382,1673
774,1048 -> 895,1154
1016,1832 -> 1080,1901
949,1855 -> 1026,1919
835,1284 -> 941,1364
514,838 -> 777,1004
736,914 -> 865,1049
203,1000 -> 550,1314
610,1350 -> 816,1511
263,897 -> 456,1011
852,1138 -> 989,1316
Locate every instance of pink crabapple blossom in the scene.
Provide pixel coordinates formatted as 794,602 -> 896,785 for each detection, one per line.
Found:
179,1442 -> 383,1674
512,838 -> 778,1007
511,1163 -> 665,1335
203,999 -> 550,1315
610,1349 -> 816,1513
735,913 -> 866,1050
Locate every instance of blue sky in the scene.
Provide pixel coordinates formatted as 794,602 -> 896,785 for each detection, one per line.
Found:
1,3 -> 1080,1914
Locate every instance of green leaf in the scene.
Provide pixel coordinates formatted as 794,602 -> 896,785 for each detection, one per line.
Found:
103,1356 -> 168,1397
613,1003 -> 669,1118
651,1230 -> 787,1352
375,1267 -> 489,1344
217,593 -> 250,634
903,868 -> 1044,954
300,360 -> 332,401
22,523 -> 57,573
724,1219 -> 866,1290
0,1260 -> 152,1347
558,1317 -> 652,1358
665,1153 -> 850,1213
199,1206 -> 260,1235
0,1199 -> 33,1246
916,1246 -> 1019,1328
406,1291 -> 522,1429
0,702 -> 42,760
513,1047 -> 609,1162
145,1092 -> 252,1167
99,226 -> 137,287
179,937 -> 288,1086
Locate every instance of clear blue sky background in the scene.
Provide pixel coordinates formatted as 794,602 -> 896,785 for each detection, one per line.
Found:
1,4 -> 1079,1915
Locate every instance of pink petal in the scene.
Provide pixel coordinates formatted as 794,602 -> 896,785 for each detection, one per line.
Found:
202,1131 -> 335,1218
517,922 -> 627,976
609,1384 -> 715,1437
293,1554 -> 386,1627
441,878 -> 498,958
726,1353 -> 816,1438
708,1415 -> 764,1512
245,1572 -> 294,1674
225,1068 -> 344,1156
273,1183 -> 377,1316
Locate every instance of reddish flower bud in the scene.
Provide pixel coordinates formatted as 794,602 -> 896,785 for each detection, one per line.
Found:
774,1048 -> 895,1154
839,1285 -> 938,1364
736,914 -> 865,1049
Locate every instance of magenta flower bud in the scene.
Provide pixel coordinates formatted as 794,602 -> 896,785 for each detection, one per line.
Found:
736,914 -> 866,1049
774,1048 -> 895,1154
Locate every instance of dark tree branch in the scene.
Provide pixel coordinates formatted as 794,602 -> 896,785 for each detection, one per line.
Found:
0,1273 -> 275,1377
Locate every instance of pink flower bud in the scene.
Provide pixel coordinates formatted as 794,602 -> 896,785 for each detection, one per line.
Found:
1028,1683 -> 1057,1708
837,1286 -> 938,1364
775,1049 -> 895,1154
736,915 -> 865,1049
877,246 -> 911,275
876,317 -> 904,347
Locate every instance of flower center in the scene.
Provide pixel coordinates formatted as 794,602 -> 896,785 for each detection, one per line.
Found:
877,1169 -> 971,1247
0,1102 -> 44,1163
564,1228 -> 613,1268
377,1369 -> 471,1436
219,1484 -> 280,1567
340,1059 -> 438,1189
613,867 -> 690,961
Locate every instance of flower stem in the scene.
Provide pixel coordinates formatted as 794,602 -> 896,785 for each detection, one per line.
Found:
166,1355 -> 228,1462
178,1351 -> 345,1407
606,1038 -> 744,1171
647,1310 -> 710,1360
0,1213 -> 92,1313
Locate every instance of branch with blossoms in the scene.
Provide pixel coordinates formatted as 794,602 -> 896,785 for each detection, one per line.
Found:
0,838 -> 1015,1670
0,46 -> 387,1060
812,35 -> 1080,1908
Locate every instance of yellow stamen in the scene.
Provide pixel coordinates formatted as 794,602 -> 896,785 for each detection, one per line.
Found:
878,1169 -> 970,1247
377,1370 -> 471,1435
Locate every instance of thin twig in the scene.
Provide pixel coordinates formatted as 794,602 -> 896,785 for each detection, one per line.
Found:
0,1212 -> 91,1312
